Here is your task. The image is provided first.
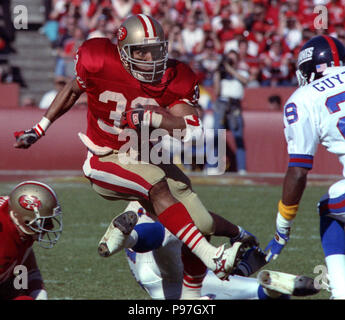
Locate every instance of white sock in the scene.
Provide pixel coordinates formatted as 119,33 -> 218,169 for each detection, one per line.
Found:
325,254 -> 345,299
189,237 -> 219,271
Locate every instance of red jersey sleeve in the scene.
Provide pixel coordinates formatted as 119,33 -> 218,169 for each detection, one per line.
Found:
167,61 -> 200,109
75,38 -> 112,91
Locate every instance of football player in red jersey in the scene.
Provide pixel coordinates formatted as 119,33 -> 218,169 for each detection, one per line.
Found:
0,181 -> 63,300
14,14 -> 253,295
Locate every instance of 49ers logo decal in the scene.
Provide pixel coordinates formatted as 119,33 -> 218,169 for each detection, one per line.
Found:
118,26 -> 127,41
19,195 -> 41,211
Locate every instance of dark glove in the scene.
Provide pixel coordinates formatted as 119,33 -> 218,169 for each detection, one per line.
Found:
230,226 -> 259,248
14,128 -> 40,149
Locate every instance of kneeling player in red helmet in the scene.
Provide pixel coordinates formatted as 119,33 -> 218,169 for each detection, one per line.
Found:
0,181 -> 63,300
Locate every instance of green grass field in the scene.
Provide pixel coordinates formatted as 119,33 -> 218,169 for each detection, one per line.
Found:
0,179 -> 332,300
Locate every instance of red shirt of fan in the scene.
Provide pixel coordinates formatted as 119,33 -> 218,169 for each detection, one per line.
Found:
0,196 -> 34,284
75,38 -> 199,150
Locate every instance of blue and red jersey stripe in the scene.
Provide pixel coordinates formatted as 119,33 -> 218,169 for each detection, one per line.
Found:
288,154 -> 314,169
319,193 -> 345,215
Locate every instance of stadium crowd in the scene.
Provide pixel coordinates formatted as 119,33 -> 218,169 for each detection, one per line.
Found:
3,0 -> 345,173
42,0 -> 345,88
36,0 -> 345,174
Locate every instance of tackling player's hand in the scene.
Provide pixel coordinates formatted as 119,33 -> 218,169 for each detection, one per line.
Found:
233,247 -> 267,277
14,128 -> 40,149
230,226 -> 259,248
264,230 -> 289,262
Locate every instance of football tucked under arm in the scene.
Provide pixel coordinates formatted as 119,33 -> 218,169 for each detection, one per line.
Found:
143,105 -> 187,133
120,105 -> 166,130
167,103 -> 203,143
119,103 -> 203,142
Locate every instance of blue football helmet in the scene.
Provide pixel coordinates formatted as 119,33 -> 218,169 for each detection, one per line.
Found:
296,35 -> 345,86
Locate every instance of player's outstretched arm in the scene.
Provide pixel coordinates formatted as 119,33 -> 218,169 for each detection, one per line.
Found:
44,78 -> 84,122
14,79 -> 84,149
265,166 -> 309,262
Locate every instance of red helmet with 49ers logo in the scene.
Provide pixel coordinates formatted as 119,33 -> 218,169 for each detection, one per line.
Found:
117,14 -> 168,83
9,181 -> 63,248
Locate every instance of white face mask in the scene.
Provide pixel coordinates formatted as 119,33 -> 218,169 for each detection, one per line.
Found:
119,42 -> 168,83
9,206 -> 63,249
296,69 -> 315,87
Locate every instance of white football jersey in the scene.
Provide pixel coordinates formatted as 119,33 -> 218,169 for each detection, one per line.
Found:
284,66 -> 345,175
125,214 -> 184,299
125,213 -> 259,300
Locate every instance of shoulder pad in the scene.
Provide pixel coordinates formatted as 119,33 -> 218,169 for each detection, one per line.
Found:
78,38 -> 113,74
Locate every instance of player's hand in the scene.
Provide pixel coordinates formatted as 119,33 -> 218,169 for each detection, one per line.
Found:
120,105 -> 163,130
230,226 -> 259,248
264,230 -> 289,262
120,107 -> 146,130
233,247 -> 267,276
14,128 -> 40,149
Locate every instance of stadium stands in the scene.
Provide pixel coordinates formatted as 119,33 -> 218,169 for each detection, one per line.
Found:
2,1 -> 344,176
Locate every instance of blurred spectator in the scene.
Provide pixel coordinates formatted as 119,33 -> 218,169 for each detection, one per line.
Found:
21,95 -> 38,108
218,18 -> 236,44
229,0 -> 246,30
278,10 -> 302,51
243,0 -> 267,29
327,0 -> 345,26
41,0 -> 333,89
0,0 -> 15,44
181,16 -> 205,58
265,0 -> 280,29
211,2 -> 231,33
268,94 -> 282,111
55,26 -> 86,78
245,21 -> 268,57
199,23 -> 222,53
141,0 -> 160,16
195,39 -> 222,88
237,38 -> 251,71
168,24 -> 187,59
237,37 -> 260,87
212,50 -> 249,174
87,14 -> 108,39
112,0 -> 135,20
260,36 -> 293,86
43,0 -> 53,22
0,27 -> 15,56
0,61 -> 26,87
39,76 -> 67,109
331,23 -> 345,47
86,2 -> 121,32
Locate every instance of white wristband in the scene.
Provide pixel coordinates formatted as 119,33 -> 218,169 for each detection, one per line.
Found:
33,117 -> 51,137
143,110 -> 163,128
276,212 -> 293,235
39,116 -> 51,131
151,111 -> 163,128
